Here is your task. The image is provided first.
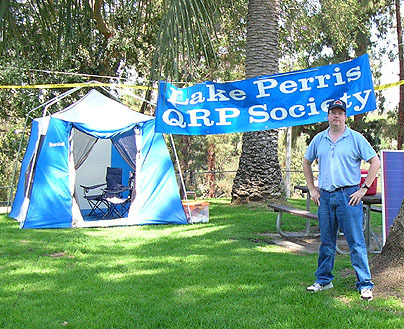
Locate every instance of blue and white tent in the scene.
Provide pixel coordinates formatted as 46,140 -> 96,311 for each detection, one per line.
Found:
10,89 -> 188,228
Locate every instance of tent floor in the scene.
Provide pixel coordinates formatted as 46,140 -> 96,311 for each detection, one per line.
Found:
78,217 -> 133,228
79,208 -> 131,228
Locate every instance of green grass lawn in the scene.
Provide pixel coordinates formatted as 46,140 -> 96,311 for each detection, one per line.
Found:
0,199 -> 401,329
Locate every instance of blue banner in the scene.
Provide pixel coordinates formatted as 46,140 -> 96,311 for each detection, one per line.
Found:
155,54 -> 376,135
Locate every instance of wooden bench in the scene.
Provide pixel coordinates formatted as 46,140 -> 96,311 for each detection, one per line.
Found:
268,203 -> 352,254
268,203 -> 318,238
268,203 -> 383,255
371,206 -> 382,213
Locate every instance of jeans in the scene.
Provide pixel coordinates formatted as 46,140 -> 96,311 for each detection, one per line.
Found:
315,185 -> 374,291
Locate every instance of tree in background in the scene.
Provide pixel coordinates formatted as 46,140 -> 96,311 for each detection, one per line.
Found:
0,0 -> 233,201
231,0 -> 284,204
0,0 -> 222,109
279,0 -> 392,69
395,0 -> 404,149
164,0 -> 247,198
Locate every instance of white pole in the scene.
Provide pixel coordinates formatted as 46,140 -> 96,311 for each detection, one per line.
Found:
169,134 -> 193,223
285,127 -> 292,199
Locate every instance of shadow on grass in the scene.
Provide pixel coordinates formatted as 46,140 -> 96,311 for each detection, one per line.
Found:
0,201 -> 402,329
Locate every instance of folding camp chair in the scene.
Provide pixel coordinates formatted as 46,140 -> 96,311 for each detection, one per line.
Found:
80,182 -> 107,217
101,167 -> 131,219
81,167 -> 131,218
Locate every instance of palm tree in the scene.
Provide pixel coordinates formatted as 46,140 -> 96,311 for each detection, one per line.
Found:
231,0 -> 284,204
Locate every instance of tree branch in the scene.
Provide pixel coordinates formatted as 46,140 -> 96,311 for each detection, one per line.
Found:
89,0 -> 112,40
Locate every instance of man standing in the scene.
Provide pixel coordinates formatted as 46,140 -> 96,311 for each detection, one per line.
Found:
303,99 -> 380,301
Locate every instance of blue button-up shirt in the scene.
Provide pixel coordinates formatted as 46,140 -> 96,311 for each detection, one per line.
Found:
304,126 -> 377,192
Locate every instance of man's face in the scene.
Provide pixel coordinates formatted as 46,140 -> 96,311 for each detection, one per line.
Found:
328,107 -> 346,127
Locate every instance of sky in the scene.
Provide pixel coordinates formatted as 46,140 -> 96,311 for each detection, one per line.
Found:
380,57 -> 399,110
376,12 -> 401,111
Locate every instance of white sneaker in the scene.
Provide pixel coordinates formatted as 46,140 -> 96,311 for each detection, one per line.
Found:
306,282 -> 334,292
360,288 -> 373,300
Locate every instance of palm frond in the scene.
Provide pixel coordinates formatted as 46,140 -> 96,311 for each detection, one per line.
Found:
151,0 -> 220,82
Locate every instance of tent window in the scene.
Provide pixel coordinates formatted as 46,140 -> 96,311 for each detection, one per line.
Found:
71,128 -> 98,170
112,128 -> 138,201
111,128 -> 137,171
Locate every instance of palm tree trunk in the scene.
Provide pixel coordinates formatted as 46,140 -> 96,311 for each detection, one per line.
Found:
232,0 -> 284,204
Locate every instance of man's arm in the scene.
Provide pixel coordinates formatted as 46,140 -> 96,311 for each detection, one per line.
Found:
362,155 -> 381,188
303,157 -> 320,206
349,155 -> 381,206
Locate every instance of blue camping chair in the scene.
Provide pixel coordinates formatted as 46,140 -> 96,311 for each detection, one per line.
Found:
101,167 -> 132,218
81,167 -> 131,218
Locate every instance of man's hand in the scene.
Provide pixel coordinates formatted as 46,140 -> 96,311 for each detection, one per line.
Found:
303,158 -> 320,206
310,188 -> 320,206
349,188 -> 367,206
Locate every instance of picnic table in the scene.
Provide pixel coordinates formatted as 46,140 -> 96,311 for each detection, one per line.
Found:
295,185 -> 382,253
268,186 -> 382,254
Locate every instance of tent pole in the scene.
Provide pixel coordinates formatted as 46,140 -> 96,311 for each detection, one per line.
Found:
31,87 -> 84,194
7,110 -> 36,209
169,134 -> 193,223
41,86 -> 83,117
8,86 -> 85,207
